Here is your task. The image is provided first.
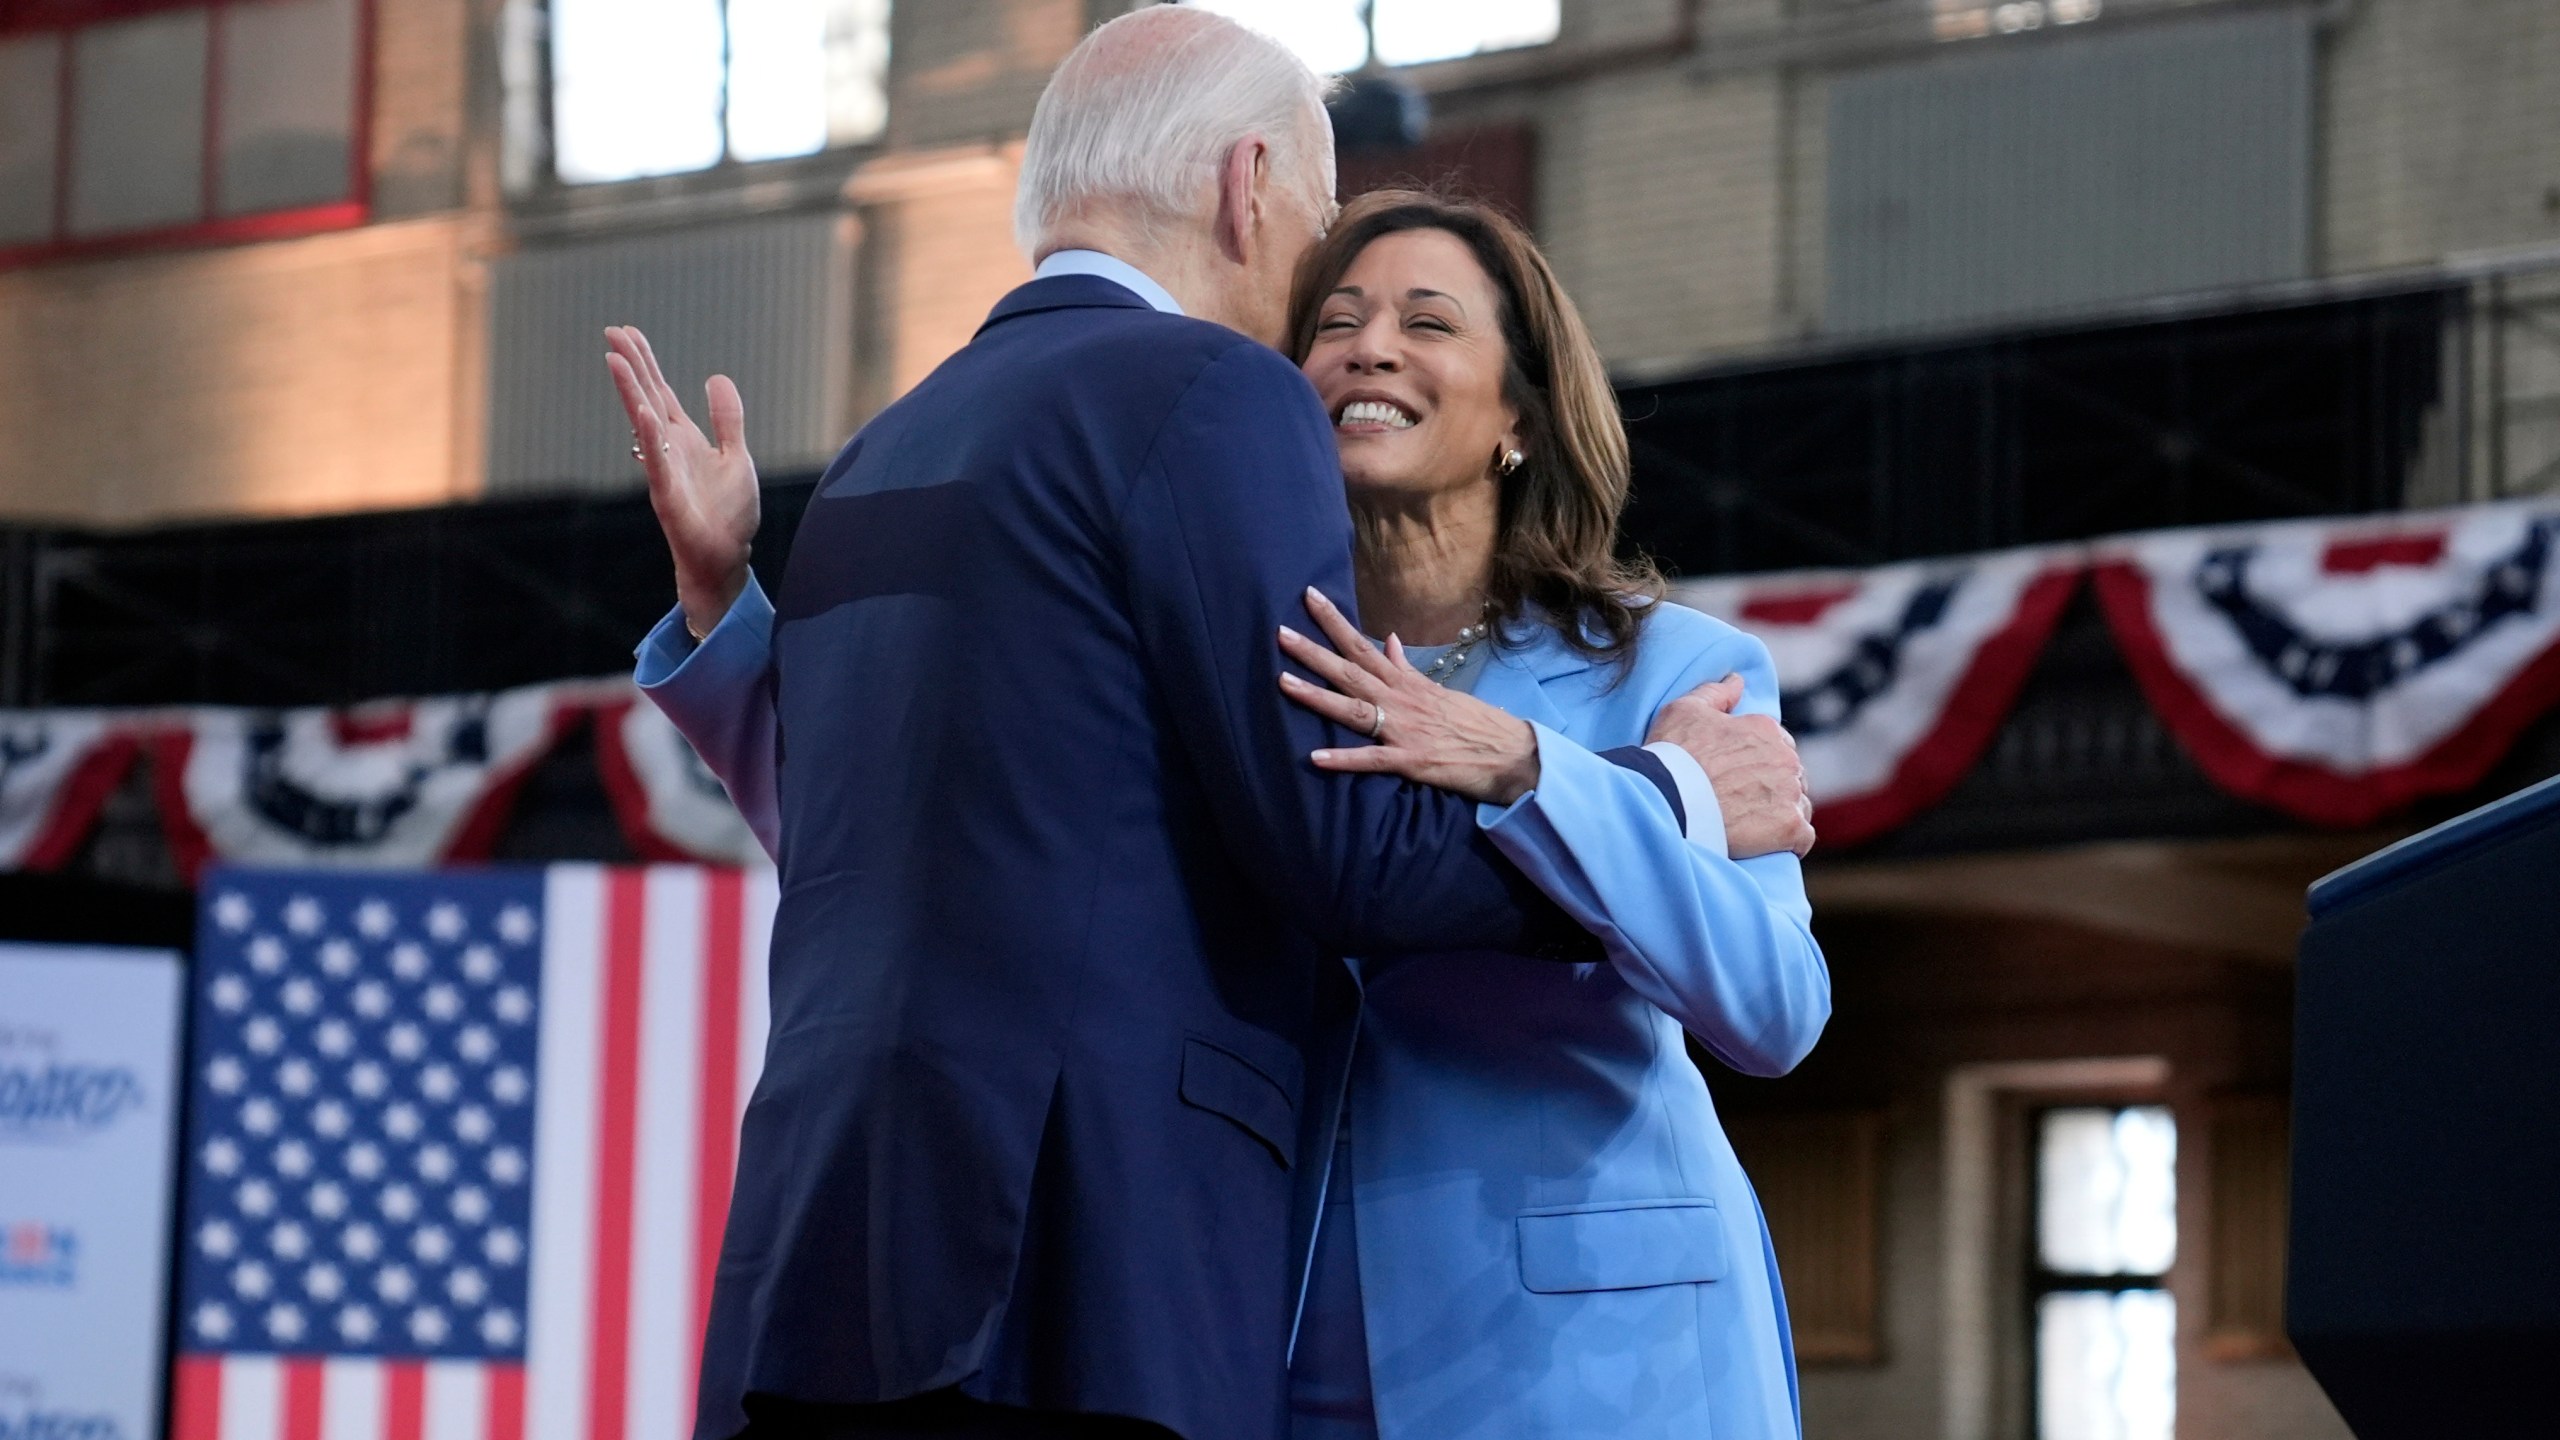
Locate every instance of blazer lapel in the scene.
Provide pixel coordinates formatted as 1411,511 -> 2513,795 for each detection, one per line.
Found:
1473,618 -> 1591,737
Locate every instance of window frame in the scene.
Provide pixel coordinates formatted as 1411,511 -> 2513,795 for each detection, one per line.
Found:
0,0 -> 376,270
507,0 -> 895,208
1181,0 -> 1563,79
2024,1100 -> 2179,1440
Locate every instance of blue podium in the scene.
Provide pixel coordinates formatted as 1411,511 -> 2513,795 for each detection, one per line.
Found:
2291,773 -> 2560,1438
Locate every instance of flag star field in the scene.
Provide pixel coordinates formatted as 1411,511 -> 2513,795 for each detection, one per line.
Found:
179,870 -> 546,1364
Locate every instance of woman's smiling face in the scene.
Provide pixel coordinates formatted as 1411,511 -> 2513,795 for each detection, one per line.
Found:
1302,227 -> 1521,505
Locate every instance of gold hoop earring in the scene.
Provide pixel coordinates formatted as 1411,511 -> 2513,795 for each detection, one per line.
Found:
1497,447 -> 1525,476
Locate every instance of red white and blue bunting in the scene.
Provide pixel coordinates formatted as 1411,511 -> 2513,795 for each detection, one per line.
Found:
1,682 -> 765,880
1672,546 -> 2081,847
152,684 -> 569,879
0,710 -> 139,870
9,500 -> 2560,874
2093,501 -> 2560,826
592,695 -> 767,867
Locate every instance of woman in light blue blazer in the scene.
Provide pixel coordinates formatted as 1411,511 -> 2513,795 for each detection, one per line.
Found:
631,189 -> 1828,1440
1261,192 -> 1826,1440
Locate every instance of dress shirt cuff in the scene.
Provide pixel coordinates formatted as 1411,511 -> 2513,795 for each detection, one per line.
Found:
1476,725 -> 1722,854
1473,724 -> 1673,831
1643,741 -> 1727,855
634,573 -> 774,689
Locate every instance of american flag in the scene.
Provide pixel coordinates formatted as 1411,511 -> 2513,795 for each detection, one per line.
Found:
172,864 -> 775,1440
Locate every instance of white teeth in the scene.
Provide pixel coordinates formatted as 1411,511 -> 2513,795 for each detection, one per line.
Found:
1337,400 -> 1415,429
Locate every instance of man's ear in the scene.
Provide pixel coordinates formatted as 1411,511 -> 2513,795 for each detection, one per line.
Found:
1213,136 -> 1266,266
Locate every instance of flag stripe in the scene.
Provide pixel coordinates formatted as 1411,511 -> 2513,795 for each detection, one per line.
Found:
528,869 -> 603,1440
628,869 -> 707,1440
320,1358 -> 382,1440
739,867 -> 775,1113
688,868 -> 747,1421
487,1364 -> 527,1440
584,870 -> 649,1440
385,1362 -> 426,1440
221,1356 -> 282,1440
284,1359 -> 325,1440
524,871 -> 599,1434
174,1355 -> 224,1440
423,1360 -> 484,1440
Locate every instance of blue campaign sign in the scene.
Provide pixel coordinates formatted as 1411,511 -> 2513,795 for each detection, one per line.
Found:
0,943 -> 186,1440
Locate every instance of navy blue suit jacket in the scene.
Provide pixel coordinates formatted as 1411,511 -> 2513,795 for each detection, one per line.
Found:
693,277 -> 1628,1439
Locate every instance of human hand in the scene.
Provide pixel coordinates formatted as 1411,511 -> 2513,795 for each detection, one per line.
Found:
1277,587 -> 1541,806
1647,675 -> 1815,858
605,325 -> 759,639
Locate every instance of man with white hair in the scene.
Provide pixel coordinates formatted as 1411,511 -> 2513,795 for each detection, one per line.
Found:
606,8 -> 1701,1438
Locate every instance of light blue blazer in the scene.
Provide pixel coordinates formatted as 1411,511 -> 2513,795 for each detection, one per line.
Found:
638,585 -> 1830,1440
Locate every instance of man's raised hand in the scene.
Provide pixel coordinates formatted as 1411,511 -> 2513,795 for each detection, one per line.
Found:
605,325 -> 759,639
1647,674 -> 1816,859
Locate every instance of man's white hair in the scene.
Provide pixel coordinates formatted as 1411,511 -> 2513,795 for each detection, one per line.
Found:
1014,5 -> 1336,256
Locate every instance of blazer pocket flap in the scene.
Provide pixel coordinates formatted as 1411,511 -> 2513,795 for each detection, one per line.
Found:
1179,1036 -> 1297,1170
1517,1200 -> 1728,1294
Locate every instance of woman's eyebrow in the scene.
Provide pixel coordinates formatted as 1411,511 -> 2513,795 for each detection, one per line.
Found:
1327,285 -> 1363,301
1405,287 -> 1465,316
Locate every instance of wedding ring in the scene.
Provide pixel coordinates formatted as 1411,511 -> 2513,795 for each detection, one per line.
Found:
1366,704 -> 1387,740
630,444 -> 644,460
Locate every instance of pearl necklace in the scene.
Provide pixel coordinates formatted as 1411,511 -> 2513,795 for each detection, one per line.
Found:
1419,612 -> 1492,687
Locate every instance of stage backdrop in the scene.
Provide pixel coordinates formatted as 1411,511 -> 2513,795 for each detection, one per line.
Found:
0,942 -> 188,1440
170,864 -> 776,1440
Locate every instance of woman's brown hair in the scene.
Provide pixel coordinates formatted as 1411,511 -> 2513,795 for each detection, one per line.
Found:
1285,188 -> 1661,666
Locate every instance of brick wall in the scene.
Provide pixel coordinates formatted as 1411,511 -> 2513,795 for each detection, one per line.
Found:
891,0 -> 1090,150
1538,66 -> 1788,372
848,144 -> 1034,415
0,0 -> 479,526
1524,0 -> 2560,373
369,0 -> 474,217
0,217 -> 484,524
16,0 -> 2560,521
2320,0 -> 2560,273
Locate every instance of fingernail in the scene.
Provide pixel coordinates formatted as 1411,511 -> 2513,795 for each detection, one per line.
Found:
1280,626 -> 1305,642
1310,750 -> 1332,762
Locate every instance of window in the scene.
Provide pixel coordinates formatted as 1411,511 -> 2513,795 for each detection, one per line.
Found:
2032,1105 -> 2177,1440
1933,0 -> 2102,43
532,0 -> 890,188
1186,0 -> 1559,75
0,0 -> 369,262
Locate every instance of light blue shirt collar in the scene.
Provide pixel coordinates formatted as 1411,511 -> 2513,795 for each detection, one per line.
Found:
1033,249 -> 1185,317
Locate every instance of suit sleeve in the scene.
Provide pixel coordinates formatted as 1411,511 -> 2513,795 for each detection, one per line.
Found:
1118,341 -> 1593,958
632,573 -> 783,861
1476,630 -> 1832,1075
